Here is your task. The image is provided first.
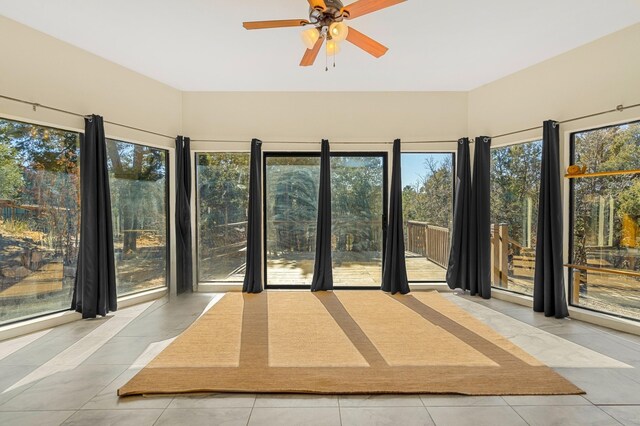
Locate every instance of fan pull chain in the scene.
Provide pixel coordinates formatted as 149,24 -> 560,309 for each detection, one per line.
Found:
325,43 -> 328,72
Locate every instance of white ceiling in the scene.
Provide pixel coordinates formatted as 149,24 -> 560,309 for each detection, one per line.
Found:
1,0 -> 639,91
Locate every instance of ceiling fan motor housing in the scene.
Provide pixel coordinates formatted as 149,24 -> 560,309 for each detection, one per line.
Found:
309,0 -> 346,27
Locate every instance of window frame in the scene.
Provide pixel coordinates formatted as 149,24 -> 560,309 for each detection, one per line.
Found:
399,151 -> 456,284
488,138 -> 544,297
0,116 -> 82,326
568,119 -> 640,322
194,151 -> 251,284
262,151 -> 388,290
105,138 -> 171,297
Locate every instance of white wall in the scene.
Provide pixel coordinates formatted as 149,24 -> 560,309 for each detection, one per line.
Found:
468,23 -> 640,147
184,91 -> 467,154
0,15 -> 182,147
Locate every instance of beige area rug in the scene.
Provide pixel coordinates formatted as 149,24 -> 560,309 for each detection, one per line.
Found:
118,291 -> 583,396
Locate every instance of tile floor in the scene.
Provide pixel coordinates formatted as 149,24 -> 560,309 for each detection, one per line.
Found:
1,291 -> 640,425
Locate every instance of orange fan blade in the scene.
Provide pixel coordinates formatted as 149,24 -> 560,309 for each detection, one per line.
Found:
346,27 -> 388,58
300,37 -> 325,66
243,19 -> 309,30
343,0 -> 406,19
308,0 -> 327,11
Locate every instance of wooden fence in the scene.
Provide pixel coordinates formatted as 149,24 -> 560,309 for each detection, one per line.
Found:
405,221 -> 534,288
405,221 -> 450,269
491,224 -> 510,288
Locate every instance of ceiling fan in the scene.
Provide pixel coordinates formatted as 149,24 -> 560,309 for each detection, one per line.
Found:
243,0 -> 407,67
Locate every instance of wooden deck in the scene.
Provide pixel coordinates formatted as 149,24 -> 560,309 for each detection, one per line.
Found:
265,252 -> 446,287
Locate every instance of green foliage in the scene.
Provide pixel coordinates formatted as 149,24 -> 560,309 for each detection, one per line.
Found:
0,141 -> 23,199
490,141 -> 542,249
107,140 -> 167,256
331,156 -> 383,252
619,180 -> 640,219
0,119 -> 80,265
197,153 -> 250,275
573,122 -> 640,268
402,155 -> 454,229
266,158 -> 320,254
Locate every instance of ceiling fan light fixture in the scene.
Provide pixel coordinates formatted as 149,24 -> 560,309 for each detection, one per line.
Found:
326,39 -> 341,56
329,22 -> 348,42
301,27 -> 320,49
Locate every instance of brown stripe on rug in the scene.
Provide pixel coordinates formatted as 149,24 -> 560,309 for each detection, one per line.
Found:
239,293 -> 268,368
314,292 -> 387,368
117,291 -> 583,397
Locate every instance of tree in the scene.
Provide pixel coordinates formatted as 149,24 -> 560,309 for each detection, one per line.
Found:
0,142 -> 22,200
0,118 -> 80,268
402,155 -> 454,229
572,122 -> 640,269
107,140 -> 167,258
331,156 -> 383,253
490,141 -> 542,249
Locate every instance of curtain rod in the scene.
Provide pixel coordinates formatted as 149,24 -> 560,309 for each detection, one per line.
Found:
491,103 -> 640,139
190,139 -> 458,144
4,93 -> 637,143
0,94 -> 175,140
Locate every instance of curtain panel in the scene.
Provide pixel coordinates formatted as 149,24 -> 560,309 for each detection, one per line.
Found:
311,139 -> 334,291
243,138 -> 264,293
175,135 -> 193,294
382,139 -> 410,294
533,121 -> 569,318
72,115 -> 117,318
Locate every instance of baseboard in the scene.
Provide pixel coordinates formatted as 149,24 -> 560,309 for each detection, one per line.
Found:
198,283 -> 243,293
196,283 -> 452,293
491,288 -> 640,337
411,283 -> 453,292
0,287 -> 168,342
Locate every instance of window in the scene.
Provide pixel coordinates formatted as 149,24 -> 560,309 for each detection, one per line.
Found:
106,139 -> 168,296
265,155 -> 321,287
0,118 -> 80,325
570,121 -> 640,320
196,153 -> 250,282
331,154 -> 386,287
490,141 -> 542,296
264,153 -> 387,288
401,153 -> 454,282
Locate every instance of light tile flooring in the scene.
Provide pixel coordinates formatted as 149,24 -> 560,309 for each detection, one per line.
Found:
1,292 -> 640,425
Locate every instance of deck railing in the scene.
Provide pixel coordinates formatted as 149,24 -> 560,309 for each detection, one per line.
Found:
491,224 -> 510,288
405,221 -> 450,269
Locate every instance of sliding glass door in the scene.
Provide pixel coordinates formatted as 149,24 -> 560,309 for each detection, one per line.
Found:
264,153 -> 387,288
331,155 -> 386,287
265,155 -> 321,287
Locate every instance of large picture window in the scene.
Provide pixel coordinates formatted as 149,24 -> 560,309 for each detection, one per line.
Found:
490,141 -> 542,296
401,153 -> 454,282
196,153 -> 250,282
106,139 -> 168,296
570,121 -> 640,320
0,118 -> 80,325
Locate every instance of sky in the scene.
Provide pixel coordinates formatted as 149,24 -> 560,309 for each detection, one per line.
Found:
401,153 -> 452,189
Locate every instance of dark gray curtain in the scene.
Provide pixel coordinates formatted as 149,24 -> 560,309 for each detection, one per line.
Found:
382,139 -> 410,294
446,138 -> 472,291
469,136 -> 492,299
175,136 -> 193,294
72,115 -> 117,318
534,121 -> 569,318
243,139 -> 263,293
311,139 -> 333,291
